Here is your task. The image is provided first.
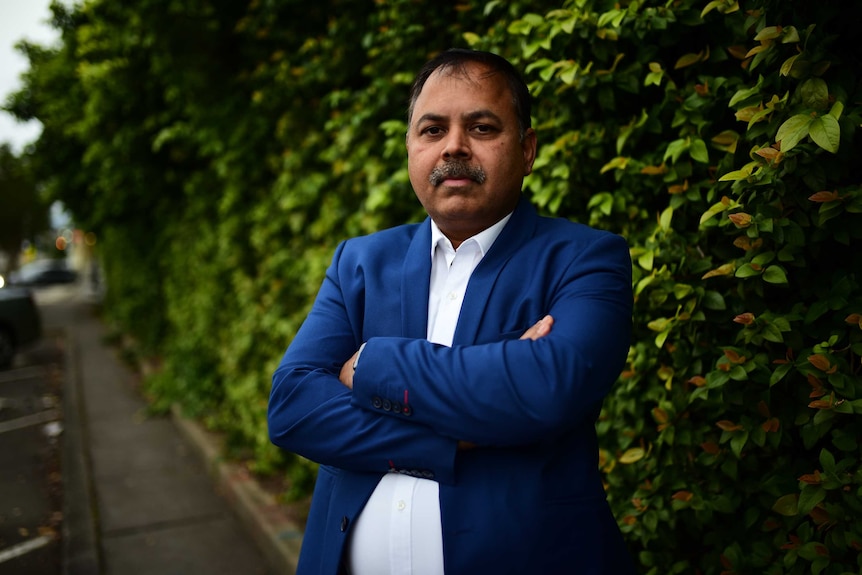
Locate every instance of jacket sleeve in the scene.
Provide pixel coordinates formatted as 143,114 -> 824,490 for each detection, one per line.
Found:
268,241 -> 459,484
351,232 -> 633,447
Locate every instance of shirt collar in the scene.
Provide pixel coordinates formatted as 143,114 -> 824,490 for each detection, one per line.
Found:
429,213 -> 513,259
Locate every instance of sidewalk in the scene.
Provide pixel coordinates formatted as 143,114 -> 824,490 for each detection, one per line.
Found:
38,287 -> 303,574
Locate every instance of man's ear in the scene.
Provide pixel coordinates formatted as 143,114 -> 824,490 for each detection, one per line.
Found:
522,128 -> 537,175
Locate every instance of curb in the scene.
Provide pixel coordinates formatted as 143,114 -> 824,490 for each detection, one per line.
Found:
61,330 -> 102,575
170,405 -> 303,575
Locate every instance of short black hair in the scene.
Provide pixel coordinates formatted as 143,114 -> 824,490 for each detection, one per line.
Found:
407,49 -> 532,138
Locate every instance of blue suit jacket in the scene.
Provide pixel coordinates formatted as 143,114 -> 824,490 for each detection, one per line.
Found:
269,198 -> 635,574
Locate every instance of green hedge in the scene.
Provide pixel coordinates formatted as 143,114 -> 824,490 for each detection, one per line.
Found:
7,0 -> 861,572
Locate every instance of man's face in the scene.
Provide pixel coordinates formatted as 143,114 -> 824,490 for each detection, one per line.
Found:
406,62 -> 537,247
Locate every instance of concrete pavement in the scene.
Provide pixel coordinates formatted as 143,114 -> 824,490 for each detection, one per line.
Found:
34,285 -> 303,574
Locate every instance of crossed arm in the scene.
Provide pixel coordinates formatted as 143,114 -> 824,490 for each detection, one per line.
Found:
269,232 -> 631,481
338,315 -> 555,389
337,315 -> 555,452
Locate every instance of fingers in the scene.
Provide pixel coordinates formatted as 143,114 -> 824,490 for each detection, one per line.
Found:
338,348 -> 361,389
519,314 -> 554,340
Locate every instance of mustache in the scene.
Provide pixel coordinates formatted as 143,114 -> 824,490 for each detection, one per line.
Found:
428,161 -> 487,186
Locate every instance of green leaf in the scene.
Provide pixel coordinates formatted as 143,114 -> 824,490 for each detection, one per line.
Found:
770,363 -> 792,386
462,32 -> 481,46
832,430 -> 858,451
809,114 -> 840,153
638,250 -> 654,271
797,541 -> 830,561
772,494 -> 798,516
700,0 -> 725,18
717,161 -> 757,182
559,61 -> 579,85
644,71 -> 663,87
587,192 -> 615,216
762,265 -> 788,284
597,9 -> 625,28
689,138 -> 709,163
730,430 -> 749,457
799,78 -> 829,110
663,139 -> 687,164
659,206 -> 673,231
776,114 -> 813,152
797,485 -> 826,515
728,365 -> 748,381
702,291 -> 726,310
700,200 -> 730,224
507,19 -> 533,35
761,323 -> 784,343
718,169 -> 748,182
751,251 -> 775,266
819,448 -> 836,473
672,283 -> 693,299
735,264 -> 760,278
729,84 -> 761,107
780,54 -> 800,76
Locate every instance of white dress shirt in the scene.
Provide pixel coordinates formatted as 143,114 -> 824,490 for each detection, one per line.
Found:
346,214 -> 512,575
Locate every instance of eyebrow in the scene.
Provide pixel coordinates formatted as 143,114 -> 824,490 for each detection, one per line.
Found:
414,109 -> 504,126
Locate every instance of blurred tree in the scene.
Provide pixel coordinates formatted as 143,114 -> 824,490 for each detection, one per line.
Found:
0,144 -> 49,273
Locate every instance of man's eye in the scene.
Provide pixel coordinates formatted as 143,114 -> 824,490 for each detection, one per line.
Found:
423,126 -> 443,136
473,124 -> 494,134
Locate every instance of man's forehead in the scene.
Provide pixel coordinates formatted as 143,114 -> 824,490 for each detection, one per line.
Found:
413,66 -> 510,114
426,61 -> 498,87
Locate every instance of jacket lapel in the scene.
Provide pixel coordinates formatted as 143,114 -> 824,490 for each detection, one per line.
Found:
401,219 -> 432,339
452,197 -> 538,345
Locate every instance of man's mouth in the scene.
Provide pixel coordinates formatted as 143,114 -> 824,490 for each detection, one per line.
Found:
429,161 -> 486,186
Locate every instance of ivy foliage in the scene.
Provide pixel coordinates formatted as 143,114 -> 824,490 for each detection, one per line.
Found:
6,0 -> 862,572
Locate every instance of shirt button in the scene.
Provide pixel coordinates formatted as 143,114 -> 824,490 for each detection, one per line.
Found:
397,500 -> 406,511
448,291 -> 457,300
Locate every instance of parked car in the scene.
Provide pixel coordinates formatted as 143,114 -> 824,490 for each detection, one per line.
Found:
7,259 -> 78,287
0,287 -> 42,369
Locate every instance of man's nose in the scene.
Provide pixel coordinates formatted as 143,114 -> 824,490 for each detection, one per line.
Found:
442,128 -> 470,159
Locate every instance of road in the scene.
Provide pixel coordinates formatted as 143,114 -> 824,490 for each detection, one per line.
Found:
0,324 -> 65,574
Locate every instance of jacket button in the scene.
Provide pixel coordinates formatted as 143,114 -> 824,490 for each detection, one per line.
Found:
340,516 -> 349,532
372,397 -> 382,409
402,405 -> 412,416
382,399 -> 392,411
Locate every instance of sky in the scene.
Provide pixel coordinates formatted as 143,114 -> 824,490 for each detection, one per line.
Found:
0,0 -> 60,154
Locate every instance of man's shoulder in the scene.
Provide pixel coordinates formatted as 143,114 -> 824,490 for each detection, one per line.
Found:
344,221 -> 424,245
533,213 -> 625,246
336,222 -> 425,262
512,198 -> 623,246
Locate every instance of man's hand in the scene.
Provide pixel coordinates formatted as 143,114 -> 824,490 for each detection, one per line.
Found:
520,314 -> 554,340
339,347 -> 362,389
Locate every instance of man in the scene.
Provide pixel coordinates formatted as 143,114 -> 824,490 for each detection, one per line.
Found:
268,48 -> 635,574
